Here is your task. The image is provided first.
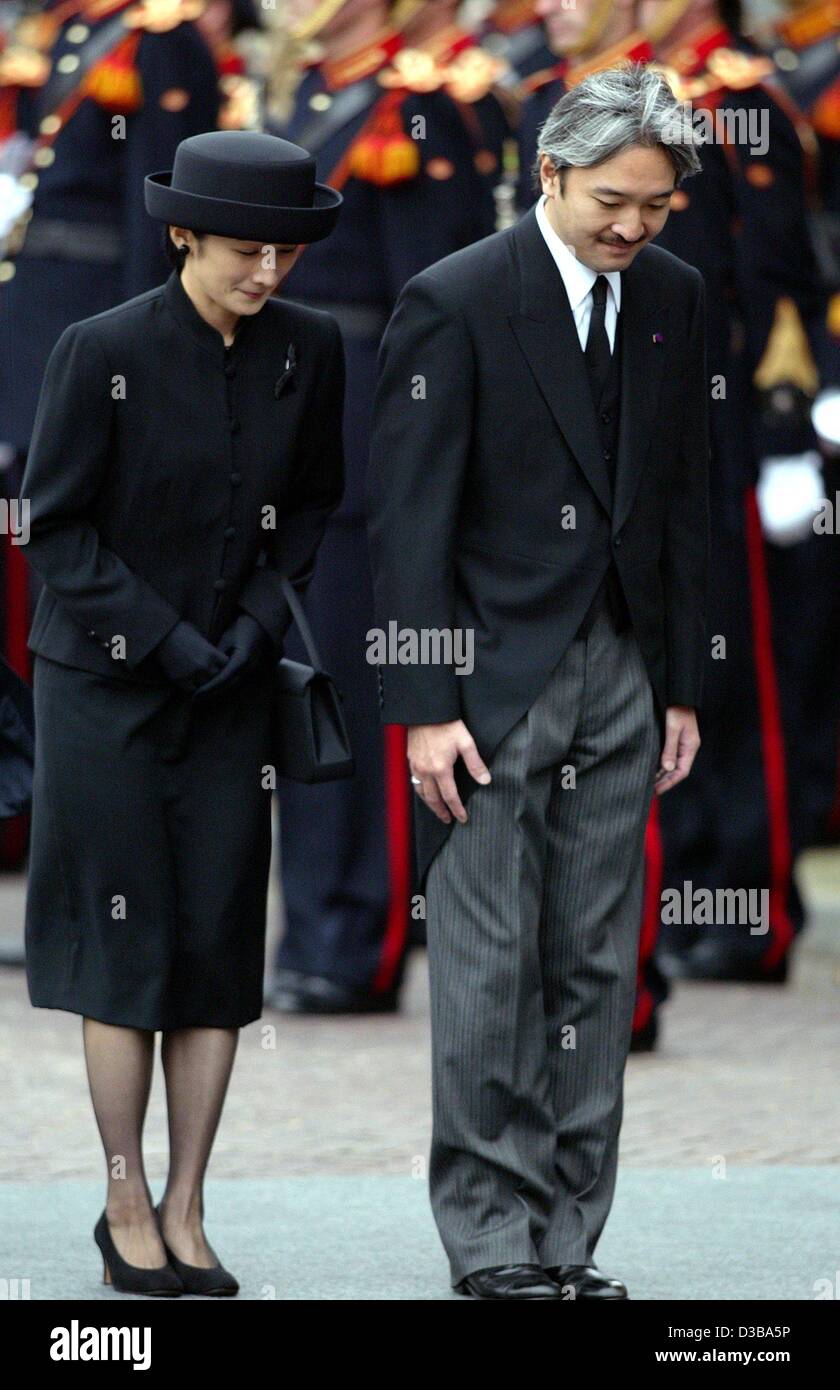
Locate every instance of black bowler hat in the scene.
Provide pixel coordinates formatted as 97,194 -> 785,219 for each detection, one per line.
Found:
144,130 -> 342,244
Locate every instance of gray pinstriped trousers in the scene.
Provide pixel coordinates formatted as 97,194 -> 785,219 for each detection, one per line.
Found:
424,593 -> 661,1286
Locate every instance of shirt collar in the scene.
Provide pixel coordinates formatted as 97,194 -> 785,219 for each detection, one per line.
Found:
535,194 -> 621,315
163,270 -> 260,362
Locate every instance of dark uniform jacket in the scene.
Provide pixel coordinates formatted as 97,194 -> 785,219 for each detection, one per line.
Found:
0,0 -> 220,451
660,95 -> 824,462
367,207 -> 710,887
19,270 -> 344,682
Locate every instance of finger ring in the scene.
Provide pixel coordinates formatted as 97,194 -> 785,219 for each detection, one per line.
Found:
410,776 -> 422,786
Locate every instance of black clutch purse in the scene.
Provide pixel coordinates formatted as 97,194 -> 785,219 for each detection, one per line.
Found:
272,576 -> 354,783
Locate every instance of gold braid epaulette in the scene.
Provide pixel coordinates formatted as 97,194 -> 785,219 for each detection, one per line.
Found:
682,46 -> 775,102
443,47 -> 509,104
378,48 -> 447,94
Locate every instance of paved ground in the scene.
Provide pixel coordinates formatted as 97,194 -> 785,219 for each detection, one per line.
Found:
1,847 -> 839,1299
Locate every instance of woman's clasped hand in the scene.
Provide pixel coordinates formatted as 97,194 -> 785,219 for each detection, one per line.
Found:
192,613 -> 272,698
152,613 -> 270,697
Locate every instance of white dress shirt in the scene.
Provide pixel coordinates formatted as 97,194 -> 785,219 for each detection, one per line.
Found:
535,193 -> 621,352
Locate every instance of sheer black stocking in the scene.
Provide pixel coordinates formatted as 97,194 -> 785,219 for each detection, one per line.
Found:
158,1026 -> 239,1268
82,1018 -> 166,1269
83,1019 -> 239,1271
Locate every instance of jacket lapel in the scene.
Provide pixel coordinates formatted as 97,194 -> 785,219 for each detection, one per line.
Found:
508,207 -> 613,517
507,206 -> 667,533
612,255 -> 667,537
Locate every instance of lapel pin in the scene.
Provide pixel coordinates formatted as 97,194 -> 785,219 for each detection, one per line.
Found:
652,332 -> 664,344
274,343 -> 298,397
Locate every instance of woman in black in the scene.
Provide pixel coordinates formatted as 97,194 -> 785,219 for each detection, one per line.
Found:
20,131 -> 343,1295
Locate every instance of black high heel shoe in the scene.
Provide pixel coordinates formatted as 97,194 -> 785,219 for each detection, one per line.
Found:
94,1210 -> 183,1296
154,1205 -> 239,1297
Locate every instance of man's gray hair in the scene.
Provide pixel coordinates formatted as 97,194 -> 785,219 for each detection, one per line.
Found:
533,62 -> 703,194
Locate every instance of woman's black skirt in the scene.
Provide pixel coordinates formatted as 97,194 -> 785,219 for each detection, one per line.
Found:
25,654 -> 275,1030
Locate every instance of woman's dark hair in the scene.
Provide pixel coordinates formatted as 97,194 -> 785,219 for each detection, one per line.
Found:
163,226 -> 205,273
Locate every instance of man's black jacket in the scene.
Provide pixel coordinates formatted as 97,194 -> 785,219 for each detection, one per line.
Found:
367,205 -> 710,886
19,270 -> 344,682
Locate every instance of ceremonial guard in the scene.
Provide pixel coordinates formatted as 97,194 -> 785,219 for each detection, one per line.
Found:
266,0 -> 498,1015
21,128 -> 344,1294
0,0 -> 219,453
195,0 -> 264,130
396,0 -> 514,212
0,0 -> 219,871
480,0 -> 555,83
634,0 -> 830,1020
757,0 -> 840,849
515,0 -> 652,213
758,0 -> 840,231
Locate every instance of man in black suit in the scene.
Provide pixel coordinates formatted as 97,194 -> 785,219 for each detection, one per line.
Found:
367,62 -> 709,1299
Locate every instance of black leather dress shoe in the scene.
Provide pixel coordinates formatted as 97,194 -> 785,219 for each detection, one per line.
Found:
545,1265 -> 629,1299
457,1264 -> 562,1300
265,970 -> 399,1015
678,939 -> 789,983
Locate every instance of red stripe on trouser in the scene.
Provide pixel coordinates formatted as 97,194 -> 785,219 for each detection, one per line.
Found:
1,533 -> 31,864
372,723 -> 411,993
744,488 -> 794,968
6,532 -> 31,680
827,723 -> 840,838
633,798 -> 662,1033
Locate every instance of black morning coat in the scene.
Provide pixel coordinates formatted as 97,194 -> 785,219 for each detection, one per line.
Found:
367,204 -> 711,890
18,269 -> 345,681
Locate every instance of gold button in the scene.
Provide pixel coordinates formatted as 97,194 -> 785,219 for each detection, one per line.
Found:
159,87 -> 190,112
56,54 -> 80,74
745,162 -> 774,188
39,114 -> 62,136
34,147 -> 56,168
309,93 -> 332,111
0,262 -> 16,283
774,48 -> 799,71
474,149 -> 498,175
19,172 -> 39,190
66,23 -> 90,44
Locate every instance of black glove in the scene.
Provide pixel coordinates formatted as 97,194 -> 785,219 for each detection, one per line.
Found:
192,612 -> 272,699
152,620 -> 227,693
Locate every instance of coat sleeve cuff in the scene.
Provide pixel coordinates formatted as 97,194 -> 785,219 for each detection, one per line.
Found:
376,664 -> 462,727
238,568 -> 290,649
79,593 -> 182,670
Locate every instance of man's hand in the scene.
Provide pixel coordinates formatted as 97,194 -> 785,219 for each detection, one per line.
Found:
408,720 -> 491,824
654,706 -> 700,796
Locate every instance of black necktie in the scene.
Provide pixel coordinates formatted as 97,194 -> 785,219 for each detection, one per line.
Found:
584,274 -> 611,407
